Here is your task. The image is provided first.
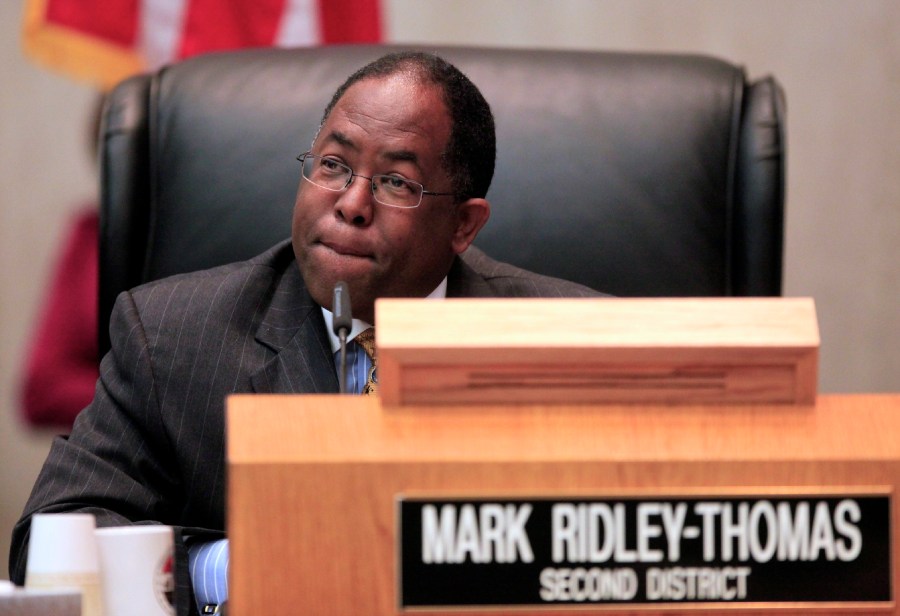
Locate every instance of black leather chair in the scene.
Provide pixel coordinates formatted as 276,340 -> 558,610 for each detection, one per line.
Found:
99,45 -> 785,356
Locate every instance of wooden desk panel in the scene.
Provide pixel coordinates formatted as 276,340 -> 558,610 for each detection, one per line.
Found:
228,394 -> 900,615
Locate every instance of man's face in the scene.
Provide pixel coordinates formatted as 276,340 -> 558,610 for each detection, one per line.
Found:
292,73 -> 487,323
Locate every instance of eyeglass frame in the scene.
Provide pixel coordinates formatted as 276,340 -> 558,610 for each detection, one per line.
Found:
296,152 -> 457,209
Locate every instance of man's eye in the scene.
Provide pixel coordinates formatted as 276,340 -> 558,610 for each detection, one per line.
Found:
319,158 -> 345,173
378,175 -> 415,193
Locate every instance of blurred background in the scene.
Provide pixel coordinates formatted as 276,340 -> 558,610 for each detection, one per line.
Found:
2,0 -> 898,576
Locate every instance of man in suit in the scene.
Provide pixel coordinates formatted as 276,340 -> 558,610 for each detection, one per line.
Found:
10,51 -> 597,615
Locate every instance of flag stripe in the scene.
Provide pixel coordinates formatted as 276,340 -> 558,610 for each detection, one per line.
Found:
274,0 -> 320,47
317,0 -> 382,44
138,0 -> 190,69
177,0 -> 289,58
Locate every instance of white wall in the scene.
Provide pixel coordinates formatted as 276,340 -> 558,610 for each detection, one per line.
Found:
2,0 -> 898,577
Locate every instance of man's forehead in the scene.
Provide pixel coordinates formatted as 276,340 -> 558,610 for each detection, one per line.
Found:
328,74 -> 448,125
317,75 -> 451,156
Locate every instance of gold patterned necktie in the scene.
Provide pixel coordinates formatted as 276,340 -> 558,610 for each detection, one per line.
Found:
355,328 -> 377,395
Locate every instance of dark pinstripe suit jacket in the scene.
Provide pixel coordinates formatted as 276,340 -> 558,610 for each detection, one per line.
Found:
9,239 -> 598,613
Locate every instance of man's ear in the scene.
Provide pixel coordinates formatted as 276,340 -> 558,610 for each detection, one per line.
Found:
450,198 -> 491,254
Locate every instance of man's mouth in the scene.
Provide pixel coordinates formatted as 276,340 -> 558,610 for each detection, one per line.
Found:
318,239 -> 373,259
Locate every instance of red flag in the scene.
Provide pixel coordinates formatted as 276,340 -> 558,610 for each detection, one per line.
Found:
22,0 -> 383,89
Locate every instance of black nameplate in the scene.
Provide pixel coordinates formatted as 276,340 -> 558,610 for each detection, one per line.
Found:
398,494 -> 891,608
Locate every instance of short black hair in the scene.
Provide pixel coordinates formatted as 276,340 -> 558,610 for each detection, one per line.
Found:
320,51 -> 496,200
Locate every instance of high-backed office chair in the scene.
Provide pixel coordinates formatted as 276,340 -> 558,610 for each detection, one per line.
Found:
99,45 -> 785,356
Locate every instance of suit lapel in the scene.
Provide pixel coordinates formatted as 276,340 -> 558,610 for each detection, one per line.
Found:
250,265 -> 339,394
447,249 -> 494,298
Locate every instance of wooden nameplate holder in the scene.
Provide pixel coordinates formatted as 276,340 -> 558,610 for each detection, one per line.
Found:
377,298 -> 819,406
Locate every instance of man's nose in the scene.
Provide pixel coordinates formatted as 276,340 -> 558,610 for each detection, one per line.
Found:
334,175 -> 374,226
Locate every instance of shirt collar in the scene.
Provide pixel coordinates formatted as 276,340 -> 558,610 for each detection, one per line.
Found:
321,277 -> 448,354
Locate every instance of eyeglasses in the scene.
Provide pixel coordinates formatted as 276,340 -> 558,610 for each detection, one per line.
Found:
297,152 -> 455,209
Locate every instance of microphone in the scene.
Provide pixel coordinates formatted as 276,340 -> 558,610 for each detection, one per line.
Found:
332,281 -> 352,394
